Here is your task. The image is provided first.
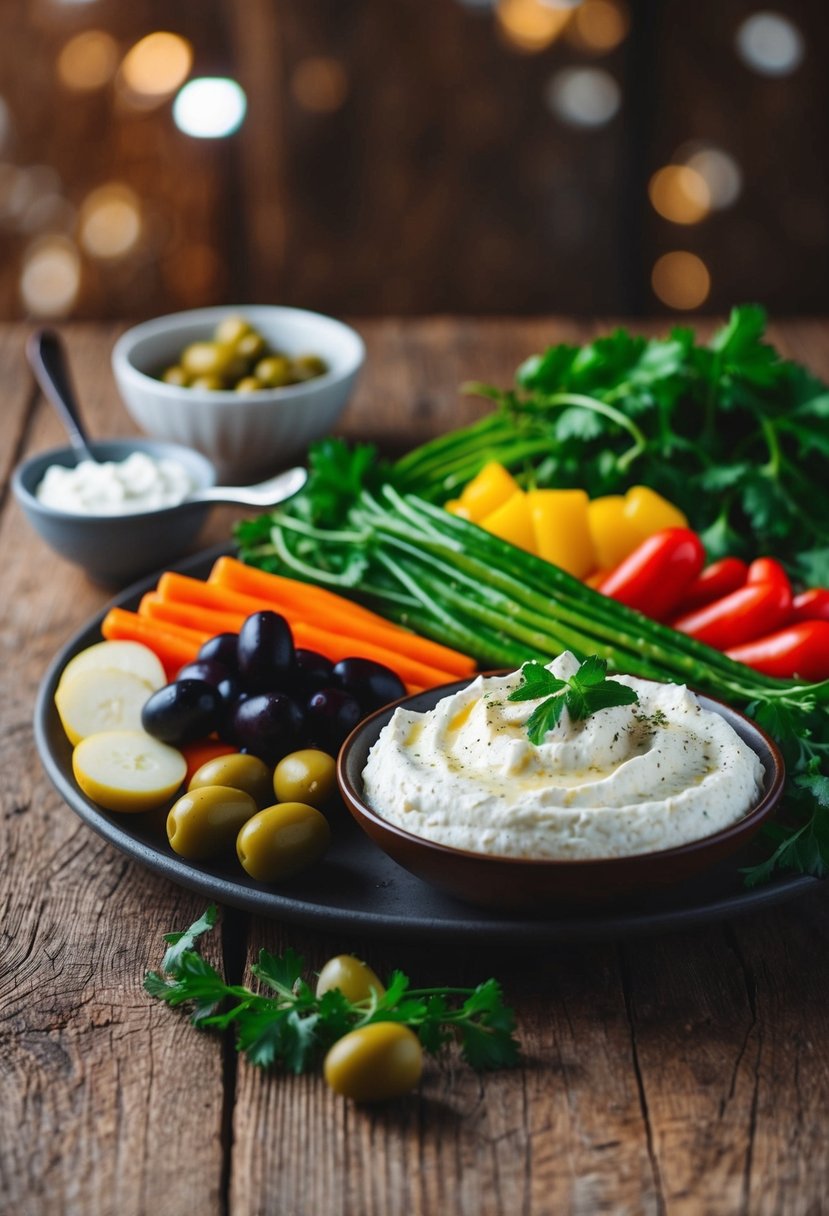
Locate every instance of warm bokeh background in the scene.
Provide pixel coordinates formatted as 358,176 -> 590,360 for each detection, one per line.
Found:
2,0 -> 826,320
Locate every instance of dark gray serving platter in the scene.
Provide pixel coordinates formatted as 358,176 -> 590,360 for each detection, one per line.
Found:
34,546 -> 820,943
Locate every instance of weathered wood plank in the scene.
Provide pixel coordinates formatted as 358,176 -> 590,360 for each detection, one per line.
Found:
229,923 -> 658,1216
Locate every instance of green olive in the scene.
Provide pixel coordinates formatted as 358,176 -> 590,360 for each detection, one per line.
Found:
235,376 -> 263,393
254,355 -> 295,388
189,753 -> 273,808
235,331 -> 267,363
161,365 -> 190,386
316,955 -> 385,1003
323,1023 -> 423,1102
274,749 -> 336,809
181,341 -> 226,377
189,374 -> 226,391
214,315 -> 252,346
182,341 -> 246,381
167,785 -> 258,860
236,801 -> 330,882
291,354 -> 328,381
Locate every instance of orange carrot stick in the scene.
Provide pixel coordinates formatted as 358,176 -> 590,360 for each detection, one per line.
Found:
179,738 -> 237,784
139,595 -> 459,689
210,555 -> 387,625
158,571 -> 471,675
140,596 -> 245,638
209,557 -> 475,676
101,608 -> 204,679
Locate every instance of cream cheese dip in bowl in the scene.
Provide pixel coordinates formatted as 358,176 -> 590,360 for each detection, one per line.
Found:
14,438 -> 307,586
337,660 -> 785,912
12,438 -> 218,586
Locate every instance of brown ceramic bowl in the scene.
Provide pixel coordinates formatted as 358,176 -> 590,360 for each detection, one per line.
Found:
337,678 -> 785,912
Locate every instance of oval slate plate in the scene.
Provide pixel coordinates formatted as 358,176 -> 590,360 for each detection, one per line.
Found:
34,546 -> 819,943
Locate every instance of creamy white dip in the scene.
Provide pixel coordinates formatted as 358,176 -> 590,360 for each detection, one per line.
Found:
35,452 -> 193,515
362,652 -> 765,860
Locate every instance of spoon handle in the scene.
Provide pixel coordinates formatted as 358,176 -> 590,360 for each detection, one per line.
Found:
26,328 -> 97,464
193,466 -> 308,508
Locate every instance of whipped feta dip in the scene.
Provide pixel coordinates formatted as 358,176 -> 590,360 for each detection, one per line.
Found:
35,452 -> 193,515
361,652 -> 765,860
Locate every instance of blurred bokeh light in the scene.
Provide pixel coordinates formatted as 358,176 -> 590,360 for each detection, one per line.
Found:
652,251 -> 711,310
547,67 -> 621,126
79,183 -> 142,259
648,165 -> 710,225
21,235 -> 81,316
118,32 -> 193,106
565,0 -> 628,53
57,31 -> 118,92
736,11 -> 804,76
496,0 -> 574,52
173,78 -> 247,138
291,58 -> 349,114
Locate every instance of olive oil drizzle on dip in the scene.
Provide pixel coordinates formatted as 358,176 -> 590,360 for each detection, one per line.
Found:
362,653 -> 764,861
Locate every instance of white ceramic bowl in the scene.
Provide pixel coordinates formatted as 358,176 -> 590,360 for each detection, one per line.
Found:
112,305 -> 365,482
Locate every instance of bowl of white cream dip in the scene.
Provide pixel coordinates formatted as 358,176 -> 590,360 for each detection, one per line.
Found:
12,438 -> 216,586
338,655 -> 785,910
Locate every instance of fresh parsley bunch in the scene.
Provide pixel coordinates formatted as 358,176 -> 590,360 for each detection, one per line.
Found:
145,906 -> 521,1074
508,656 -> 639,744
390,306 -> 829,582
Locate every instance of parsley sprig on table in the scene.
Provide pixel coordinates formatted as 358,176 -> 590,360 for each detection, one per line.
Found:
508,656 -> 639,745
144,906 -> 521,1073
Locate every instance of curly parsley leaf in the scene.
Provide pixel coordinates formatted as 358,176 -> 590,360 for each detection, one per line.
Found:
509,656 -> 639,745
144,910 -> 521,1076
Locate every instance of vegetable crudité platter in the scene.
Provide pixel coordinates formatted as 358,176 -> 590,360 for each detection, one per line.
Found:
39,306 -> 829,940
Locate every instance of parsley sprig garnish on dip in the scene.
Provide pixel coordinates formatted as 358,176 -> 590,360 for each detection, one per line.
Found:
508,656 -> 640,745
144,906 -> 520,1077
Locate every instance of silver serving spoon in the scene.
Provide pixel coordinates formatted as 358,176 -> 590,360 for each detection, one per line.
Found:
26,325 -> 307,510
184,465 -> 307,509
27,327 -> 98,465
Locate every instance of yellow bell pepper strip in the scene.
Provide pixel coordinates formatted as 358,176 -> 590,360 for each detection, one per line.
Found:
622,485 -> 688,541
480,490 -> 537,554
457,461 -> 520,522
444,499 -> 472,520
527,488 -> 595,578
587,495 -> 643,570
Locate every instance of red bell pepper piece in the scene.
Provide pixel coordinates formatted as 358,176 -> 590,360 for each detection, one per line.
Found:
727,620 -> 829,682
597,528 -> 705,621
746,557 -> 792,598
675,557 -> 748,613
670,579 -> 792,649
791,588 -> 829,623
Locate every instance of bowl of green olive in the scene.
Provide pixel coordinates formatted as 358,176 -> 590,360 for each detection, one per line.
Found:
112,306 -> 365,482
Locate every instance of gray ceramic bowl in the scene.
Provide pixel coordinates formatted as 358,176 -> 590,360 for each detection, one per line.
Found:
12,438 -> 217,586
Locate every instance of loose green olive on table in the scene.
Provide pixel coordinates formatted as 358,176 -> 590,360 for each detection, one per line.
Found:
315,954 -> 386,1004
323,1023 -> 424,1103
158,315 -> 329,392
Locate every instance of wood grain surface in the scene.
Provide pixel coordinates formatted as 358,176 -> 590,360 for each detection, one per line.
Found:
1,318 -> 828,1216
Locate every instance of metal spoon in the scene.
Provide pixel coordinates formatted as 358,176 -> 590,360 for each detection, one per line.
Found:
26,327 -> 99,465
26,325 -> 308,510
183,465 -> 307,509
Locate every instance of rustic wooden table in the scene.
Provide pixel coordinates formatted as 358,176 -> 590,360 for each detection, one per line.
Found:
2,318 -> 829,1216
